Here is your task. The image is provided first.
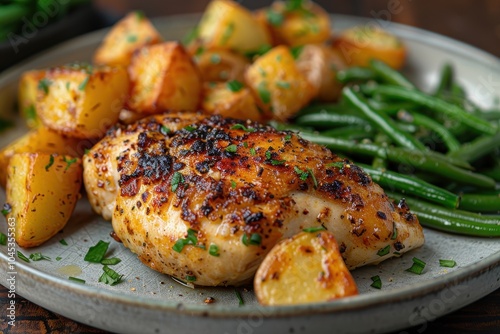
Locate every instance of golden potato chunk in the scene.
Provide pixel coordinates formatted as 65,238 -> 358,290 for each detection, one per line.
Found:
334,26 -> 406,69
93,11 -> 162,67
5,153 -> 82,248
201,82 -> 262,121
18,70 -> 46,128
254,230 -> 358,306
36,64 -> 129,139
296,44 -> 346,102
0,126 -> 90,187
245,45 -> 314,120
196,0 -> 271,54
194,49 -> 249,83
258,1 -> 331,46
127,42 -> 202,114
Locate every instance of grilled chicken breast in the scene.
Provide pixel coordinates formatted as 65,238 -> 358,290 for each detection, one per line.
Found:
83,113 -> 424,286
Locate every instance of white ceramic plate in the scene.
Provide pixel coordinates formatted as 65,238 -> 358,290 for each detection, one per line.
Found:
1,14 -> 499,334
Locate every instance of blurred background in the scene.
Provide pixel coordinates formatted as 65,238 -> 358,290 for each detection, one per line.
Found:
0,0 -> 499,72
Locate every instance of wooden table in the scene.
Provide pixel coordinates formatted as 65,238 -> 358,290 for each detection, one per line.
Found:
1,1 -> 499,333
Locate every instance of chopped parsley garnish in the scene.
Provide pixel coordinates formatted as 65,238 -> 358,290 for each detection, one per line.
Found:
303,226 -> 326,233
377,245 -> 390,257
171,172 -> 185,192
226,80 -> 244,92
184,125 -> 196,132
126,35 -> 138,43
17,251 -> 30,263
294,166 -> 309,181
406,257 -> 426,275
0,232 -> 7,245
78,76 -> 90,91
65,82 -> 70,90
135,10 -> 145,21
69,276 -> 86,284
183,26 -> 198,45
242,233 -> 261,246
59,239 -> 68,246
185,275 -> 197,282
266,9 -> 284,26
276,81 -> 291,89
24,105 -> 37,121
210,53 -> 221,64
307,168 -> 317,188
326,161 -> 345,169
38,78 -> 51,95
285,0 -> 304,11
160,125 -> 171,135
257,82 -> 271,104
235,289 -> 244,306
271,159 -> 286,166
290,45 -> 304,59
56,257 -> 62,261
29,253 -> 51,261
244,44 -> 272,59
284,134 -> 292,141
265,150 -> 272,160
439,259 -> 456,268
231,180 -> 237,189
99,265 -> 123,286
209,244 -> 220,257
370,275 -> 382,289
84,240 -> 110,263
63,156 -> 78,171
225,144 -> 238,153
101,257 -> 122,265
243,142 -> 248,148
250,148 -> 257,156
391,226 -> 398,240
221,22 -> 235,45
172,229 -> 201,253
45,154 -> 55,171
1,203 -> 11,216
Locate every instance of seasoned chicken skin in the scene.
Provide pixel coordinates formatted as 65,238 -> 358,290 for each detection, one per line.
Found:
83,113 -> 424,286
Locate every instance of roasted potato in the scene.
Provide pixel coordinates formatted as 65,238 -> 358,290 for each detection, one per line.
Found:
334,26 -> 406,69
196,0 -> 272,54
245,45 -> 314,120
127,42 -> 202,114
0,126 -> 90,187
254,230 -> 358,306
18,70 -> 46,128
36,64 -> 129,139
201,82 -> 262,121
5,153 -> 82,248
194,49 -> 249,83
296,44 -> 346,102
93,11 -> 163,67
257,1 -> 331,47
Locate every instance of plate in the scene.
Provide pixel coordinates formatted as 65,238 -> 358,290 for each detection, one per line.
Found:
1,14 -> 499,334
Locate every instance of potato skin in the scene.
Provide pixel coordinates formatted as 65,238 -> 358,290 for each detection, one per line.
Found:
245,46 -> 314,120
334,26 -> 406,70
0,126 -> 90,187
127,42 -> 202,114
36,64 -> 129,139
6,153 -> 82,248
254,230 -> 358,306
18,70 -> 46,128
93,11 -> 162,67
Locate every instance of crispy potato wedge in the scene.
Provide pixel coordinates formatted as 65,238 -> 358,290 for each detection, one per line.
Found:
5,153 -> 82,248
334,26 -> 406,69
296,44 -> 346,102
36,64 -> 129,139
127,42 -> 202,114
196,0 -> 271,54
18,70 -> 46,128
93,11 -> 162,67
245,45 -> 314,120
194,49 -> 250,83
260,1 -> 331,47
201,82 -> 262,121
254,230 -> 358,306
0,126 -> 90,187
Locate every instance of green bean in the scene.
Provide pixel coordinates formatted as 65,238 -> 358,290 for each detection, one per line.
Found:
336,67 -> 377,84
294,103 -> 358,118
321,126 -> 375,141
447,132 -> 500,162
296,131 -> 495,188
360,164 -> 460,208
459,194 -> 500,213
369,59 -> 416,90
294,112 -> 370,129
371,133 -> 390,169
396,110 -> 461,152
0,5 -> 30,27
367,85 -> 497,135
343,87 -> 426,150
483,167 -> 500,182
434,63 -> 453,96
368,100 -> 418,114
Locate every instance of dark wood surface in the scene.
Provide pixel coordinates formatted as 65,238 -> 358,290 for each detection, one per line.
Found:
1,1 -> 499,333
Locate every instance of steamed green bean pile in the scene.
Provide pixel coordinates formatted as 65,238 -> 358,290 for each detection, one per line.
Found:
279,59 -> 500,237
